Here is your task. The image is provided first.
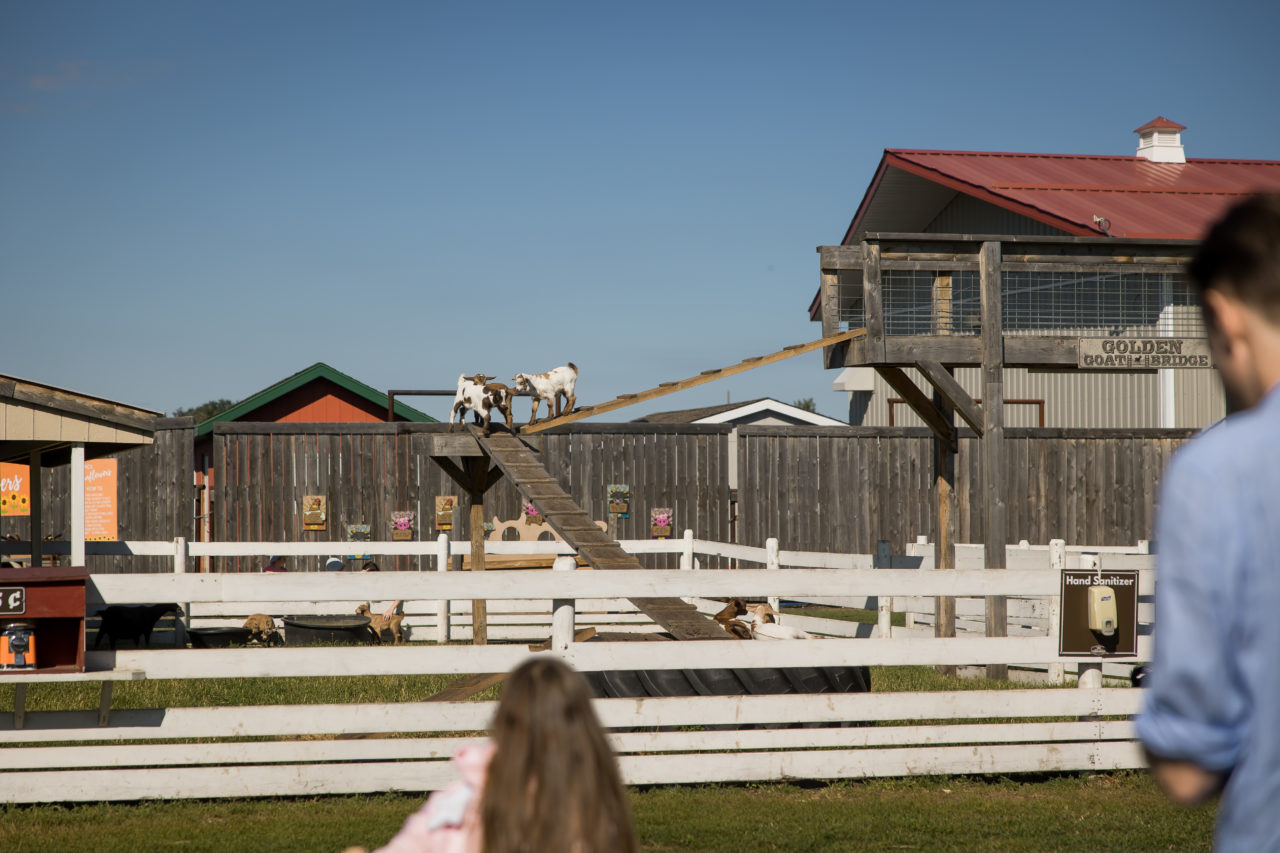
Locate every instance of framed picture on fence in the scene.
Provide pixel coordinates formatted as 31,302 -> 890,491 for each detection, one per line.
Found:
390,510 -> 415,541
651,507 -> 672,539
346,523 -> 370,560
435,496 -> 456,531
608,484 -> 630,518
303,495 -> 326,531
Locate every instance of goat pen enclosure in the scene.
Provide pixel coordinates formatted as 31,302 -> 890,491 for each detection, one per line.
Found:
0,552 -> 1151,803
1,421 -> 1192,574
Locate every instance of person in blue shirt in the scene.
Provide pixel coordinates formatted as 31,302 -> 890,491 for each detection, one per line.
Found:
1136,194 -> 1280,851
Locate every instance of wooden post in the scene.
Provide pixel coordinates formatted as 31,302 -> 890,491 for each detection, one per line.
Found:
173,537 -> 189,649
1077,552 -> 1102,692
70,443 -> 85,568
981,240 -> 1008,681
875,539 -> 892,639
934,370 -> 957,676
680,529 -> 694,571
1047,538 -> 1066,684
933,272 -> 953,336
862,241 -> 885,361
28,449 -> 42,568
765,537 -> 780,612
436,533 -> 451,644
551,555 -> 576,652
467,458 -> 488,645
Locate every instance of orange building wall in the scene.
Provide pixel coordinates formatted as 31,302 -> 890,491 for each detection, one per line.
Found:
249,379 -> 392,424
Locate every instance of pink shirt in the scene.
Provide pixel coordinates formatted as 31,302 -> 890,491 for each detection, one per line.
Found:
376,741 -> 494,853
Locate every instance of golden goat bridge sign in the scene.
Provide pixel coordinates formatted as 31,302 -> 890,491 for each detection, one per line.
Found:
1078,337 -> 1211,369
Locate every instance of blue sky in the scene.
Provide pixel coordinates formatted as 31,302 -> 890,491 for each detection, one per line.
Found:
3,0 -> 1277,422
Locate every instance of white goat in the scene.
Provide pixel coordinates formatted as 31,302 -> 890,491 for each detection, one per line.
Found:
750,603 -> 813,640
449,374 -> 515,437
512,363 -> 578,425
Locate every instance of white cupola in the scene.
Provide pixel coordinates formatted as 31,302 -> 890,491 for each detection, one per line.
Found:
1134,116 -> 1187,163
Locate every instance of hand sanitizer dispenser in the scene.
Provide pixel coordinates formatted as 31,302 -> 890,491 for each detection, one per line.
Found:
1087,585 -> 1117,636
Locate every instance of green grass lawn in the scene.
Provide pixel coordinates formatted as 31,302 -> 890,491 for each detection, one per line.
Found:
0,607 -> 1196,851
0,773 -> 1214,852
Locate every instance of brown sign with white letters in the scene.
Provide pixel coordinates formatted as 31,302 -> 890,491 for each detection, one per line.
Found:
1059,569 -> 1139,657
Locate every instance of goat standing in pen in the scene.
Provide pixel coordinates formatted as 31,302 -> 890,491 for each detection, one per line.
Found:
512,362 -> 577,425
94,603 -> 182,650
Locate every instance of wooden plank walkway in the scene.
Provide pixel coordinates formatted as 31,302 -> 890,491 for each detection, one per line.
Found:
472,428 -> 730,641
521,328 -> 866,434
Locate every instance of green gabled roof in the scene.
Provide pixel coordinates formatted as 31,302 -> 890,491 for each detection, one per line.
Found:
195,362 -> 435,437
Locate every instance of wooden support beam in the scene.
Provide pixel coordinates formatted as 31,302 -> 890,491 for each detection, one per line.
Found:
862,241 -> 885,362
818,245 -> 863,269
932,369 -> 957,678
980,240 -> 1008,681
430,456 -> 471,491
819,270 -> 846,370
463,456 -> 491,645
916,360 -> 984,436
876,367 -> 955,448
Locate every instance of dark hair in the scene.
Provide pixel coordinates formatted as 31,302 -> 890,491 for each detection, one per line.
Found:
1188,194 -> 1280,321
480,657 -> 637,853
361,561 -> 379,572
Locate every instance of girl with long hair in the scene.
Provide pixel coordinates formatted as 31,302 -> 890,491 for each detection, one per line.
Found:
368,656 -> 637,853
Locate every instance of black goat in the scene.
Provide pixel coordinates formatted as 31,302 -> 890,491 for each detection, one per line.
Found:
94,603 -> 182,650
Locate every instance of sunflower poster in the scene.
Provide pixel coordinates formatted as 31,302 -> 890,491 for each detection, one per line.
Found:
0,463 -> 29,517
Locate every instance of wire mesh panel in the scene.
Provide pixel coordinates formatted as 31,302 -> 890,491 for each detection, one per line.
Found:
834,269 -> 865,328
1002,271 -> 1202,338
881,270 -> 981,335
871,268 -> 1202,338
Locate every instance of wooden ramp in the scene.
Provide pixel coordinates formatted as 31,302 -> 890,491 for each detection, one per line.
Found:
522,328 -> 866,434
472,427 -> 730,641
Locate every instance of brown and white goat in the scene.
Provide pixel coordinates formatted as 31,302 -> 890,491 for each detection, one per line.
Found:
512,363 -> 578,425
356,601 -> 405,644
449,373 -> 515,437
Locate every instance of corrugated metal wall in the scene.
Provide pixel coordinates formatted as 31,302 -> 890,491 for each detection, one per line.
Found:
852,366 -> 1222,429
1173,368 -> 1226,428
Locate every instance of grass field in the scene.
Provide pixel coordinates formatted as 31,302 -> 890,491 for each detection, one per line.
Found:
0,772 -> 1214,852
1,606 -> 1207,850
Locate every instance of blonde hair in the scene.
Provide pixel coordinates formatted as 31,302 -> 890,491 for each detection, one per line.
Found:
480,657 -> 637,853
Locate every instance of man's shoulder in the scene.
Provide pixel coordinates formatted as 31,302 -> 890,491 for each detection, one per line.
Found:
1170,399 -> 1280,482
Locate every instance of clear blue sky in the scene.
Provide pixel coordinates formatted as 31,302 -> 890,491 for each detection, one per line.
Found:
3,0 -> 1277,422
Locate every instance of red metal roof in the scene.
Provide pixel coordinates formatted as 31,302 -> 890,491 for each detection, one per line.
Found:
845,149 -> 1280,241
1134,116 -> 1186,133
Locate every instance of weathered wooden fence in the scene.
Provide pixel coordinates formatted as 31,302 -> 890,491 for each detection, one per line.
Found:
0,419 -> 195,573
736,426 -> 1191,554
0,421 -> 1191,574
0,537 -> 1152,803
211,422 -> 732,572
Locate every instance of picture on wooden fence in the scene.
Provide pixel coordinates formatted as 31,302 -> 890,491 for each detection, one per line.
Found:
651,507 -> 672,539
608,484 -> 630,518
434,496 -> 455,531
302,495 -> 326,531
390,510 -> 415,541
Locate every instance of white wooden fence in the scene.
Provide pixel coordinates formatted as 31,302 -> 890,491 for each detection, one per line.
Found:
0,535 -> 1153,803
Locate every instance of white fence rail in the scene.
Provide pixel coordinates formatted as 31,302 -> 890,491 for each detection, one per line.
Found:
0,535 -> 1154,802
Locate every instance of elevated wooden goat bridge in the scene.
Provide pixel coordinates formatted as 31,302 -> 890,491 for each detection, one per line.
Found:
424,328 -> 864,642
